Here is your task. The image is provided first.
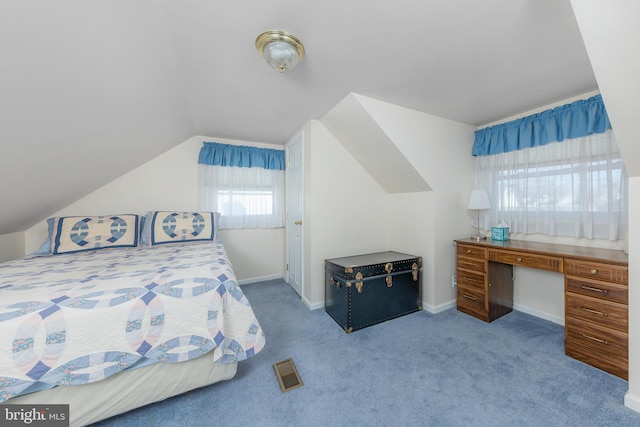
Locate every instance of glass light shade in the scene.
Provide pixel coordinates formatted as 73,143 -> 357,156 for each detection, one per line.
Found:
262,40 -> 300,72
256,31 -> 305,73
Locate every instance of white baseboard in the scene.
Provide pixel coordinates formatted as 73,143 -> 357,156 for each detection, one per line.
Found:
625,390 -> 640,414
304,298 -> 324,311
513,303 -> 564,326
422,298 -> 564,326
237,274 -> 283,286
422,299 -> 456,315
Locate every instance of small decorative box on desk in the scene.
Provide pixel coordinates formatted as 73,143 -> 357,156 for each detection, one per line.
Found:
324,251 -> 422,333
491,225 -> 509,241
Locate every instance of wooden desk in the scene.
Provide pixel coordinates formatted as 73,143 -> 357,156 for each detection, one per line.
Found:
454,238 -> 629,379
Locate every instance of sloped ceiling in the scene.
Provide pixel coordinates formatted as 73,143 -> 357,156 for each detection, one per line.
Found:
0,2 -> 195,234
0,0 -> 598,234
570,0 -> 640,177
321,94 -> 432,193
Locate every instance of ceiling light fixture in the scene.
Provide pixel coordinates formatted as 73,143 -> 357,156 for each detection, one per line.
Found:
255,30 -> 305,73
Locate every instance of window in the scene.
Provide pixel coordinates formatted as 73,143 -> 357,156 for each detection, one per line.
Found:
197,142 -> 285,230
477,129 -> 627,240
217,189 -> 275,216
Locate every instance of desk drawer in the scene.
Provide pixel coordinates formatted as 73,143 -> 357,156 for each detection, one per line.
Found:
565,276 -> 627,304
457,284 -> 486,313
565,342 -> 628,380
488,249 -> 563,273
456,244 -> 486,260
456,269 -> 484,289
566,292 -> 627,332
456,257 -> 485,273
565,317 -> 627,361
564,259 -> 628,285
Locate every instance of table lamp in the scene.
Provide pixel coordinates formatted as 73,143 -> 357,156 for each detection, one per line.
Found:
468,189 -> 491,241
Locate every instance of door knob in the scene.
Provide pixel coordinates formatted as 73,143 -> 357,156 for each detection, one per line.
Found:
294,220 -> 302,225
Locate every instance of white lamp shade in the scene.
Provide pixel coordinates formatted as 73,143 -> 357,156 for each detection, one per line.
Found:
467,189 -> 491,210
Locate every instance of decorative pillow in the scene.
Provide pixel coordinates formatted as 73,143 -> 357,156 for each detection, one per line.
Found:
36,217 -> 56,255
40,214 -> 140,255
141,211 -> 218,246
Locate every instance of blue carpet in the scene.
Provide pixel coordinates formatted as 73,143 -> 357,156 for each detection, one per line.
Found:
94,279 -> 640,426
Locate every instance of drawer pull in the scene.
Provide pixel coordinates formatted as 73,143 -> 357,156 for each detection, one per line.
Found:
462,276 -> 478,283
462,261 -> 476,266
580,285 -> 608,294
461,294 -> 478,301
516,257 -> 523,262
582,333 -> 609,345
590,268 -> 598,275
466,249 -> 472,254
581,307 -> 608,317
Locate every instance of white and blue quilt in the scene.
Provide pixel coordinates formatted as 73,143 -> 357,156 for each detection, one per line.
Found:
0,240 -> 265,402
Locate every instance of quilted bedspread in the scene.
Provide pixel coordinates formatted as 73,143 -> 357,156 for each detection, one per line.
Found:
0,241 -> 265,402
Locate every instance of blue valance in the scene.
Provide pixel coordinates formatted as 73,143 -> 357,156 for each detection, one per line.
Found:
472,95 -> 612,156
198,142 -> 285,170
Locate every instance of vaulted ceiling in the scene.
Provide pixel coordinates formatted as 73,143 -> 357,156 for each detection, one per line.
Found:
0,0 -> 598,235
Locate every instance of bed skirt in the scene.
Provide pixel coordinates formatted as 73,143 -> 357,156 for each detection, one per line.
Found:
8,352 -> 237,427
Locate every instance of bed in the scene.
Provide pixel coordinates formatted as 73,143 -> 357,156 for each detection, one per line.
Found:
0,212 -> 265,426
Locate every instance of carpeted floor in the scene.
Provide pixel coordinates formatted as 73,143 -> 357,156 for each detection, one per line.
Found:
94,279 -> 640,426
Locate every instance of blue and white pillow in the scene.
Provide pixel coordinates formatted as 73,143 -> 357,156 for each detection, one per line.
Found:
141,211 -> 218,246
38,214 -> 140,255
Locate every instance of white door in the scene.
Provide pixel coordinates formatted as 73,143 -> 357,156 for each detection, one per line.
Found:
285,131 -> 304,297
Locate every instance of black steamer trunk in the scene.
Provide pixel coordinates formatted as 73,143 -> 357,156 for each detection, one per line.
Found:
324,251 -> 422,333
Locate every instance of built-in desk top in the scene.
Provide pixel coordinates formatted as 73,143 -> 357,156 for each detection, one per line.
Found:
454,238 -> 628,266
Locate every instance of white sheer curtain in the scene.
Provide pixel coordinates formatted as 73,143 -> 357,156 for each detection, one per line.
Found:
198,164 -> 285,229
476,129 -> 627,240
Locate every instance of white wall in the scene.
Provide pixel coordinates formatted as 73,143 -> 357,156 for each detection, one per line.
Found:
0,231 -> 25,263
218,228 -> 284,284
385,192 -> 437,306
358,95 -> 477,311
303,120 -> 389,308
302,97 -> 479,313
23,135 -> 285,284
512,268 -> 564,324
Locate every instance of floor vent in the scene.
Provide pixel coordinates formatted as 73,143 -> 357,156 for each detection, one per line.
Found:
273,358 -> 303,392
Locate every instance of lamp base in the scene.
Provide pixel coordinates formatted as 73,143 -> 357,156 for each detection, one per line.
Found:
470,228 -> 487,241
